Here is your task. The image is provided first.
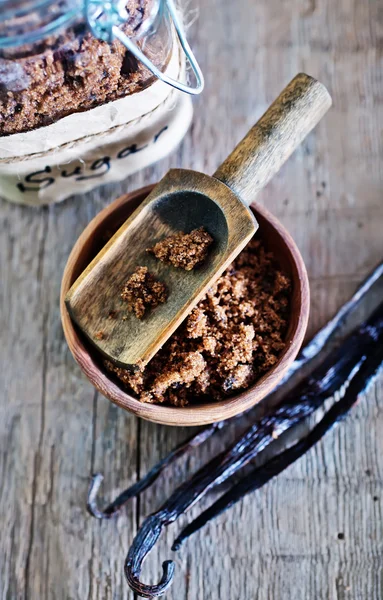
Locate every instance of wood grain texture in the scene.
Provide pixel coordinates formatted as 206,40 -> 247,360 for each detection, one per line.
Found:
1,0 -> 382,598
61,188 -> 309,426
65,170 -> 257,368
214,73 -> 331,206
66,72 -> 329,371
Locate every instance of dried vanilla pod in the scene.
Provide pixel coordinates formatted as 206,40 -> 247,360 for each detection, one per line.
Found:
124,302 -> 383,597
88,260 -> 383,520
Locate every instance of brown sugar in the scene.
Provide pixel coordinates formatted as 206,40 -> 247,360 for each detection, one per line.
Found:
0,1 -> 170,135
147,227 -> 213,271
121,266 -> 167,319
106,236 -> 291,405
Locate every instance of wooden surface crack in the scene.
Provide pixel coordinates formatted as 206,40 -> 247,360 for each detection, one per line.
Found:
88,389 -> 98,600
134,417 -> 142,600
24,209 -> 49,599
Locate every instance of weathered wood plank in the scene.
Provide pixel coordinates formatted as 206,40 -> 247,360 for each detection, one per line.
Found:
138,0 -> 383,598
1,0 -> 382,598
1,203 -> 49,600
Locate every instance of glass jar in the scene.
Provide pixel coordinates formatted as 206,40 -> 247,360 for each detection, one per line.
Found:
0,0 -> 203,205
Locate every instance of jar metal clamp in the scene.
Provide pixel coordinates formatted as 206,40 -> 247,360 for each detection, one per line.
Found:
85,0 -> 205,94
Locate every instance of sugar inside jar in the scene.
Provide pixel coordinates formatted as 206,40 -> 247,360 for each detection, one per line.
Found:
0,0 -> 172,134
0,0 -> 203,205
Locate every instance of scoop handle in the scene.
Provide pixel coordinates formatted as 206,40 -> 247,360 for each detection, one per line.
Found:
213,73 -> 332,206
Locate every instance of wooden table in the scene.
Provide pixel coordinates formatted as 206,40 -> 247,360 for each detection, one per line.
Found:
1,0 -> 382,598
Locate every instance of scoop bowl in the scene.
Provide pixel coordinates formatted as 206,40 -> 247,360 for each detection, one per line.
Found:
61,185 -> 310,427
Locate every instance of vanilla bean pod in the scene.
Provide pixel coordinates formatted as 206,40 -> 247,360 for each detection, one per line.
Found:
172,342 -> 383,550
88,261 -> 382,519
87,423 -> 223,519
124,304 -> 383,598
277,259 -> 383,385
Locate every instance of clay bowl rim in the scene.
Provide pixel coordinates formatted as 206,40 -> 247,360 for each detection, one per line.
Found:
61,184 -> 310,427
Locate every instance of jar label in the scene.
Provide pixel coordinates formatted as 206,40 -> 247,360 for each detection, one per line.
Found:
0,37 -> 192,206
0,92 -> 192,206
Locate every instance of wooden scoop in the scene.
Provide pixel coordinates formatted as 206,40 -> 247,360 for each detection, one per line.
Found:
66,73 -> 331,370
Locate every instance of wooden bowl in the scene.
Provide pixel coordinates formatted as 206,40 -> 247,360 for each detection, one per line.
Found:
61,185 -> 309,426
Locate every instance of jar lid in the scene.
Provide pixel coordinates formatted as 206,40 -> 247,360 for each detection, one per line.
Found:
0,0 -> 204,95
